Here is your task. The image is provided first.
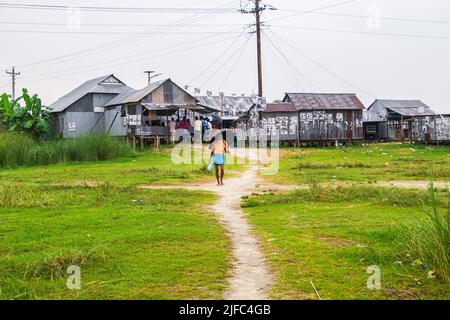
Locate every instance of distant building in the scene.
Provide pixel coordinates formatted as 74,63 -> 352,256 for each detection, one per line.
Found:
363,110 -> 388,142
50,74 -> 134,138
50,76 -> 218,143
367,99 -> 439,142
196,95 -> 255,128
103,78 -> 219,141
436,114 -> 450,141
237,102 -> 299,142
283,93 -> 365,143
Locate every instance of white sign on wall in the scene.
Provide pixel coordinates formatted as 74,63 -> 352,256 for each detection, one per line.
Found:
126,115 -> 141,126
68,122 -> 77,132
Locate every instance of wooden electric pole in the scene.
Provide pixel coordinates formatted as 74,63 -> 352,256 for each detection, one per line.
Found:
255,0 -> 263,98
240,1 -> 276,98
143,70 -> 161,85
6,66 -> 20,100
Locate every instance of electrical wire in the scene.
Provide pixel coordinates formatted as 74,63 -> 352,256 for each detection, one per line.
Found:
264,30 -> 320,92
189,30 -> 246,85
0,3 -> 238,13
268,0 -> 359,23
198,36 -> 252,88
269,29 -> 374,98
262,34 -> 305,91
218,35 -> 252,91
0,21 -> 243,28
271,25 -> 450,40
0,30 -> 242,35
21,33 -> 242,83
21,28 -> 243,81
274,9 -> 450,25
16,0 -> 238,70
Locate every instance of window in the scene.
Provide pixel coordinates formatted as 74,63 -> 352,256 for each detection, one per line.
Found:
163,82 -> 174,104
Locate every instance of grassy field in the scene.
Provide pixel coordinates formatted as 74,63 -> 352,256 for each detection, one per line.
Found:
271,143 -> 450,184
1,142 -> 449,300
244,142 -> 450,300
243,186 -> 450,299
0,149 -> 232,300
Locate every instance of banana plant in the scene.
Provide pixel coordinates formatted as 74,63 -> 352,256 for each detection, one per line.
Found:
0,89 -> 52,139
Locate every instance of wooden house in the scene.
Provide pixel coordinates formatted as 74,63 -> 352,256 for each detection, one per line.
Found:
367,99 -> 439,143
104,78 -> 219,145
283,93 -> 364,144
49,74 -> 134,138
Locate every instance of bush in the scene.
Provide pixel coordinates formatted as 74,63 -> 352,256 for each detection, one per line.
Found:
0,133 -> 135,168
401,185 -> 450,282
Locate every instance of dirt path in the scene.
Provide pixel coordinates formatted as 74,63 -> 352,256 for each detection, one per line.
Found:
142,165 -> 274,300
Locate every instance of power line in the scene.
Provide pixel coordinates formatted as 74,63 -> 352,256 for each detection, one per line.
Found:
268,0 -> 359,23
269,30 -> 374,98
274,9 -> 450,25
218,36 -> 252,91
0,3 -> 238,13
198,36 -> 253,89
262,34 -> 305,91
263,31 -> 319,92
0,29 -> 242,35
21,33 -> 241,84
189,31 -> 246,85
271,25 -> 450,40
17,0 -> 238,70
0,21 -> 243,28
21,29 -> 242,81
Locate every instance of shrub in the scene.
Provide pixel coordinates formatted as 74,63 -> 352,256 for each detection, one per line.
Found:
0,132 -> 135,168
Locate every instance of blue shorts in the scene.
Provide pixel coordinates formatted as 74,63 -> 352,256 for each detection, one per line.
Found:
213,154 -> 225,165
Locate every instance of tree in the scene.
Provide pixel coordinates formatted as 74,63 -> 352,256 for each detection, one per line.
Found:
0,88 -> 52,139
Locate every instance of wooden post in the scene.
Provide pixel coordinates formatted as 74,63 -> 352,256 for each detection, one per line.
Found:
401,116 -> 404,144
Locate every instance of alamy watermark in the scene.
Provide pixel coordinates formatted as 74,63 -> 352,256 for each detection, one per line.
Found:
366,5 -> 382,30
367,265 -> 381,290
170,128 -> 280,175
66,6 -> 82,30
66,265 -> 81,290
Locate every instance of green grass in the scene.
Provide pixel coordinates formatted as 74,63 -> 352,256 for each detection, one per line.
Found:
0,146 -> 243,187
0,183 -> 229,299
273,143 -> 450,184
243,185 -> 450,300
0,143 -> 243,300
0,133 -> 135,168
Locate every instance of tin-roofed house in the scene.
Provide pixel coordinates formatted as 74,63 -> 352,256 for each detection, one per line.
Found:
50,74 -> 134,138
283,93 -> 365,144
367,99 -> 438,143
104,78 -> 218,146
196,94 -> 256,129
436,114 -> 450,142
237,102 -> 299,143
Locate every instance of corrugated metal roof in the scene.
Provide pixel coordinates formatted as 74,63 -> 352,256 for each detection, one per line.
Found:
50,74 -> 133,113
105,79 -> 168,107
369,99 -> 436,117
196,95 -> 255,119
264,102 -> 297,113
284,93 -> 365,111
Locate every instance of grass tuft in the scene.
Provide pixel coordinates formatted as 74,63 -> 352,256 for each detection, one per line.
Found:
400,185 -> 450,282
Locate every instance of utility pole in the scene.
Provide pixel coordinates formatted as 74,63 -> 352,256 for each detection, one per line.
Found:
143,70 -> 161,85
6,66 -> 20,100
255,0 -> 263,98
240,1 -> 276,98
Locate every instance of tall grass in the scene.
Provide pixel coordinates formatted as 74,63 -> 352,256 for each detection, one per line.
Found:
0,132 -> 135,168
402,184 -> 450,282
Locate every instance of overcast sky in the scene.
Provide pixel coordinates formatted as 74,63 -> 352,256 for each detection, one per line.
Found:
0,0 -> 449,113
